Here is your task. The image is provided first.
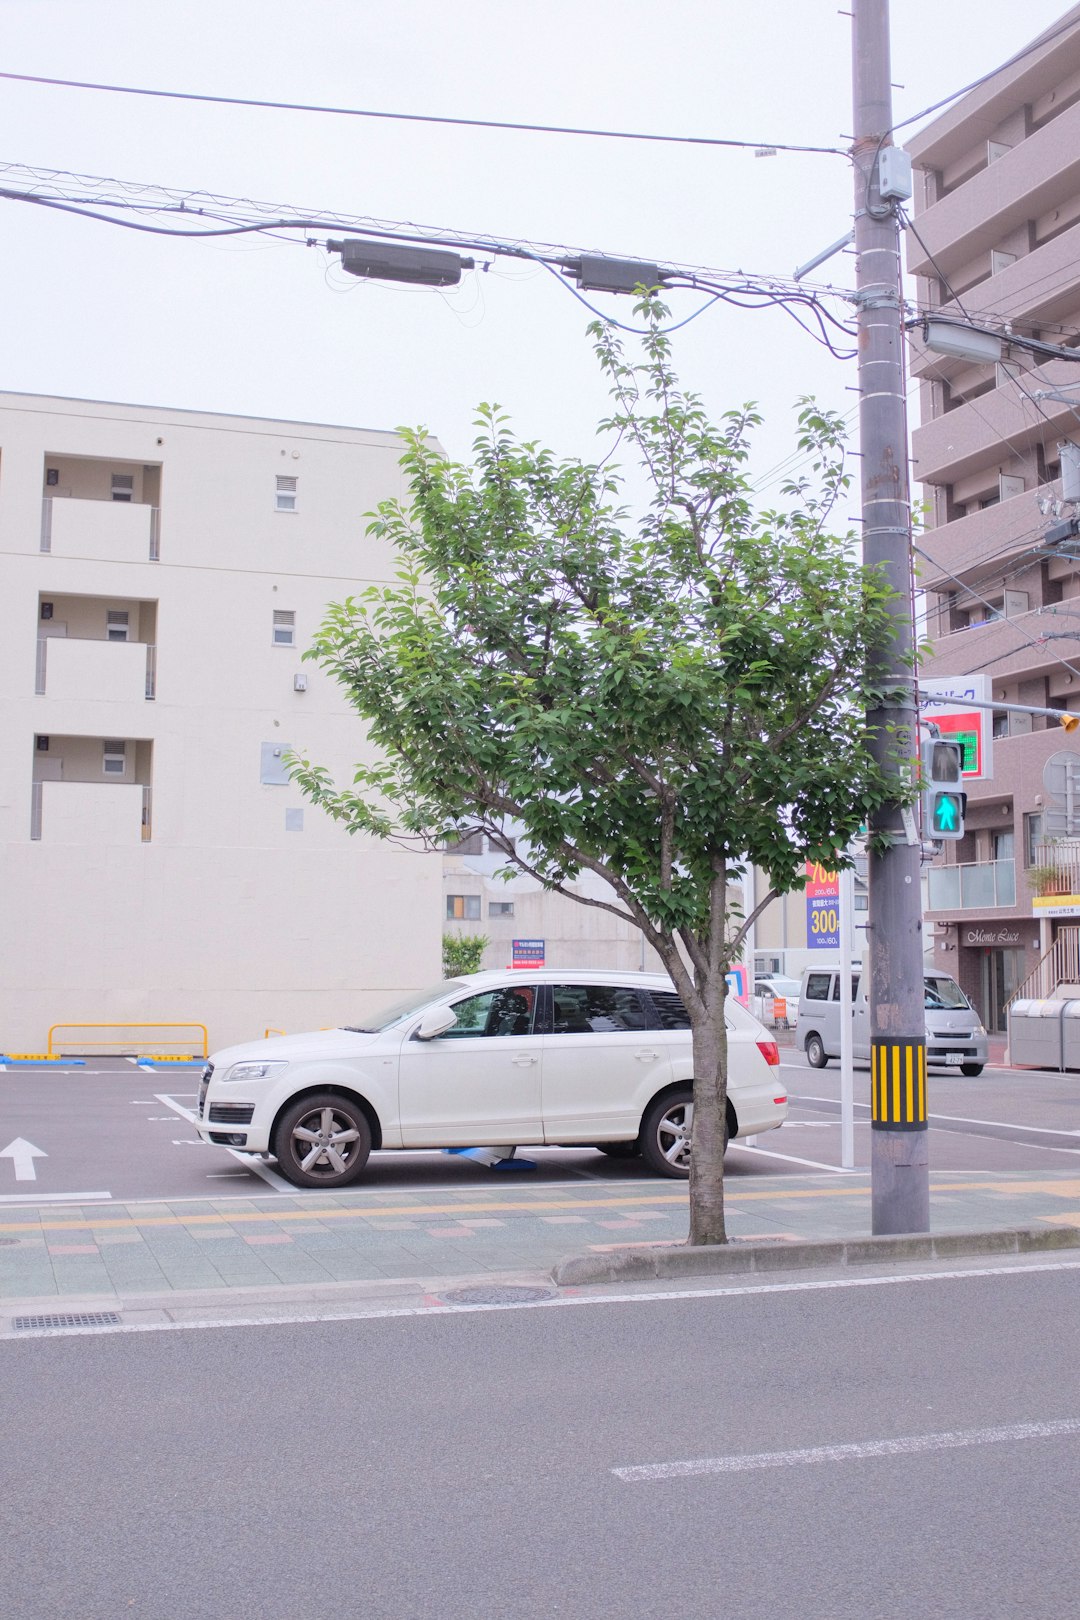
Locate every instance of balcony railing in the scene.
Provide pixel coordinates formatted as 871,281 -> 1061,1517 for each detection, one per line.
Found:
40,496 -> 160,562
927,858 -> 1015,911
1028,841 -> 1080,898
34,638 -> 156,701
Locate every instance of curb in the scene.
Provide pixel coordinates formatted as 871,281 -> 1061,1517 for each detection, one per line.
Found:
551,1224 -> 1080,1287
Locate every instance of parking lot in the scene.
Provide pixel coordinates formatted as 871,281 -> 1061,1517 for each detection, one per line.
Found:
1,1051 -> 1077,1205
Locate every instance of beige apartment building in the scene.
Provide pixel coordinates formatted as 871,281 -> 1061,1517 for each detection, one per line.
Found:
907,4 -> 1080,1030
1,393 -> 441,1054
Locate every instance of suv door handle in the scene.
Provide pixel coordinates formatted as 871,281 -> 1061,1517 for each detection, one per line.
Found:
635,1049 -> 660,1061
511,1054 -> 538,1066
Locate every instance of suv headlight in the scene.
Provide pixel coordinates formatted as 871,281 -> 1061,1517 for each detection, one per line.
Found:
221,1060 -> 288,1084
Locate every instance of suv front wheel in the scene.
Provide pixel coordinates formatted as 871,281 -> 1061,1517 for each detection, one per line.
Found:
273,1092 -> 372,1189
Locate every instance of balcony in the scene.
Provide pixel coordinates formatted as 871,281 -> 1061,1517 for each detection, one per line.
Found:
35,638 -> 156,701
29,781 -> 150,844
927,859 -> 1016,911
41,496 -> 160,563
906,98 -> 1080,281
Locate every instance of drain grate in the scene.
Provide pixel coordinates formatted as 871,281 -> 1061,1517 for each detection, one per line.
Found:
440,1285 -> 553,1306
13,1312 -> 122,1331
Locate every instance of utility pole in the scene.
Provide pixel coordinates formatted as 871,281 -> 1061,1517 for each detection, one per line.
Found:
852,0 -> 929,1233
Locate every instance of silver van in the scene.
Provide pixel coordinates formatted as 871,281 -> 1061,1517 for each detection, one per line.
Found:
798,965 -> 988,1076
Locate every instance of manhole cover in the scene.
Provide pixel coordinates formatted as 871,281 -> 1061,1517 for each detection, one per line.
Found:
440,1286 -> 553,1306
13,1312 -> 122,1331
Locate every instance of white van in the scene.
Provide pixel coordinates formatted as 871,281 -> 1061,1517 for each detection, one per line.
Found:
798,965 -> 988,1076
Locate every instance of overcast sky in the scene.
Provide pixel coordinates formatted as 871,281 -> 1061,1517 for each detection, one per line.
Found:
0,0 -> 1071,496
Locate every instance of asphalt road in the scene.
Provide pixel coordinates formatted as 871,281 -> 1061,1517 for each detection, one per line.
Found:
2,1255 -> 1079,1619
1,1055 -> 1078,1202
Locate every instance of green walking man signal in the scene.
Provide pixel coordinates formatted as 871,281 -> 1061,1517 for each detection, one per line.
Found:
921,735 -> 966,843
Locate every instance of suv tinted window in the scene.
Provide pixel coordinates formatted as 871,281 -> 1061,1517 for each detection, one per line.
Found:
442,985 -> 538,1038
551,985 -> 649,1034
803,973 -> 832,1002
648,991 -> 692,1030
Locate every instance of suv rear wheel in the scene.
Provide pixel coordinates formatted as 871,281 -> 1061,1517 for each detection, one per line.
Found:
639,1088 -> 727,1178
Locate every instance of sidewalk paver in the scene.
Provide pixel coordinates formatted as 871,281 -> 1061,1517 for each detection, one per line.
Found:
3,1167 -> 1080,1308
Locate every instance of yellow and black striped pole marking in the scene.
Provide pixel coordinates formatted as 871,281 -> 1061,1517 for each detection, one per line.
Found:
870,1038 -> 927,1130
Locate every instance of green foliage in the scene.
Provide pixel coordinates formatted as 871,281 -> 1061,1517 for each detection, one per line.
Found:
289,295 -> 910,1244
290,296 -> 901,1006
441,932 -> 489,978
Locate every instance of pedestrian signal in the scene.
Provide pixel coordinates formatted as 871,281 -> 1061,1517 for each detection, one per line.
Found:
921,736 -> 966,843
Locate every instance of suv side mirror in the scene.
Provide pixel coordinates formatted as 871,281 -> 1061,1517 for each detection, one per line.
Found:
414,1006 -> 458,1041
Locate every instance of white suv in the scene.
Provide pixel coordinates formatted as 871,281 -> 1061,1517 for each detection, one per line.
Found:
196,969 -> 788,1188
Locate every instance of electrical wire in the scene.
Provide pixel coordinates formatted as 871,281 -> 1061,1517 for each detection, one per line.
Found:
0,163 -> 861,347
0,69 -> 848,156
890,13 -> 1080,136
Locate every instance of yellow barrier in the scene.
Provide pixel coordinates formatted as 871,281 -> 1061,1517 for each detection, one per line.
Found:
47,1022 -> 209,1059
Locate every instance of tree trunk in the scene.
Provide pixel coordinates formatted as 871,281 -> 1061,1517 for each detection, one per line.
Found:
688,966 -> 729,1246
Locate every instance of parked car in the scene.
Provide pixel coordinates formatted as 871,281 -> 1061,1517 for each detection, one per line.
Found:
196,969 -> 788,1188
753,974 -> 801,1028
797,965 -> 987,1075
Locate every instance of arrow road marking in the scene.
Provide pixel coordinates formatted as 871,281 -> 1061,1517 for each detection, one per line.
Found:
0,1138 -> 47,1182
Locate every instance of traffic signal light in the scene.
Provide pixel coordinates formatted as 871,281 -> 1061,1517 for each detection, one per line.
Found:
921,735 -> 966,842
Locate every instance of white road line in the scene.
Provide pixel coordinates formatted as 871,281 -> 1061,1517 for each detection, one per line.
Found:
612,1418 -> 1080,1481
5,1257 -> 1080,1340
732,1144 -> 859,1174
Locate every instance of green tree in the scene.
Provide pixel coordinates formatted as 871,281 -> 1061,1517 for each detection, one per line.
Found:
442,931 -> 489,977
290,301 -> 901,1245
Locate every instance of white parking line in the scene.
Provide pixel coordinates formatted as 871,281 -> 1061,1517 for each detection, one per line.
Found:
154,1094 -> 295,1192
0,1191 -> 112,1204
612,1417 -> 1080,1482
795,1093 -> 1080,1140
732,1144 -> 859,1174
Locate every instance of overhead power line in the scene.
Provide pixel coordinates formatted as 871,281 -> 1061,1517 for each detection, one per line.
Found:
0,70 -> 847,157
0,162 -> 859,351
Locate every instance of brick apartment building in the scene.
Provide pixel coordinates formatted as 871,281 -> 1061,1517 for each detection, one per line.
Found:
908,3 -> 1080,1029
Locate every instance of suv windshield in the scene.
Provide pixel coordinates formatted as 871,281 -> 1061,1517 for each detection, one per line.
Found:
924,976 -> 970,1011
343,982 -> 464,1034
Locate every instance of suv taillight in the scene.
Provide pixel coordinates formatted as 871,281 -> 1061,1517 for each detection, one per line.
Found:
756,1039 -> 780,1066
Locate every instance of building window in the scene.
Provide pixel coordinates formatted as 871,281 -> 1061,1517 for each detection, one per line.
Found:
1024,812 -> 1044,867
444,832 -> 484,855
272,610 -> 295,647
275,476 -> 298,512
102,739 -> 126,776
106,610 -> 130,643
36,735 -> 49,752
489,901 -> 515,917
111,474 -> 134,503
446,894 -> 481,921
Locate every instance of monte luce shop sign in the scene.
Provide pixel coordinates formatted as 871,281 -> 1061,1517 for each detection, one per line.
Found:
961,926 -> 1023,948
